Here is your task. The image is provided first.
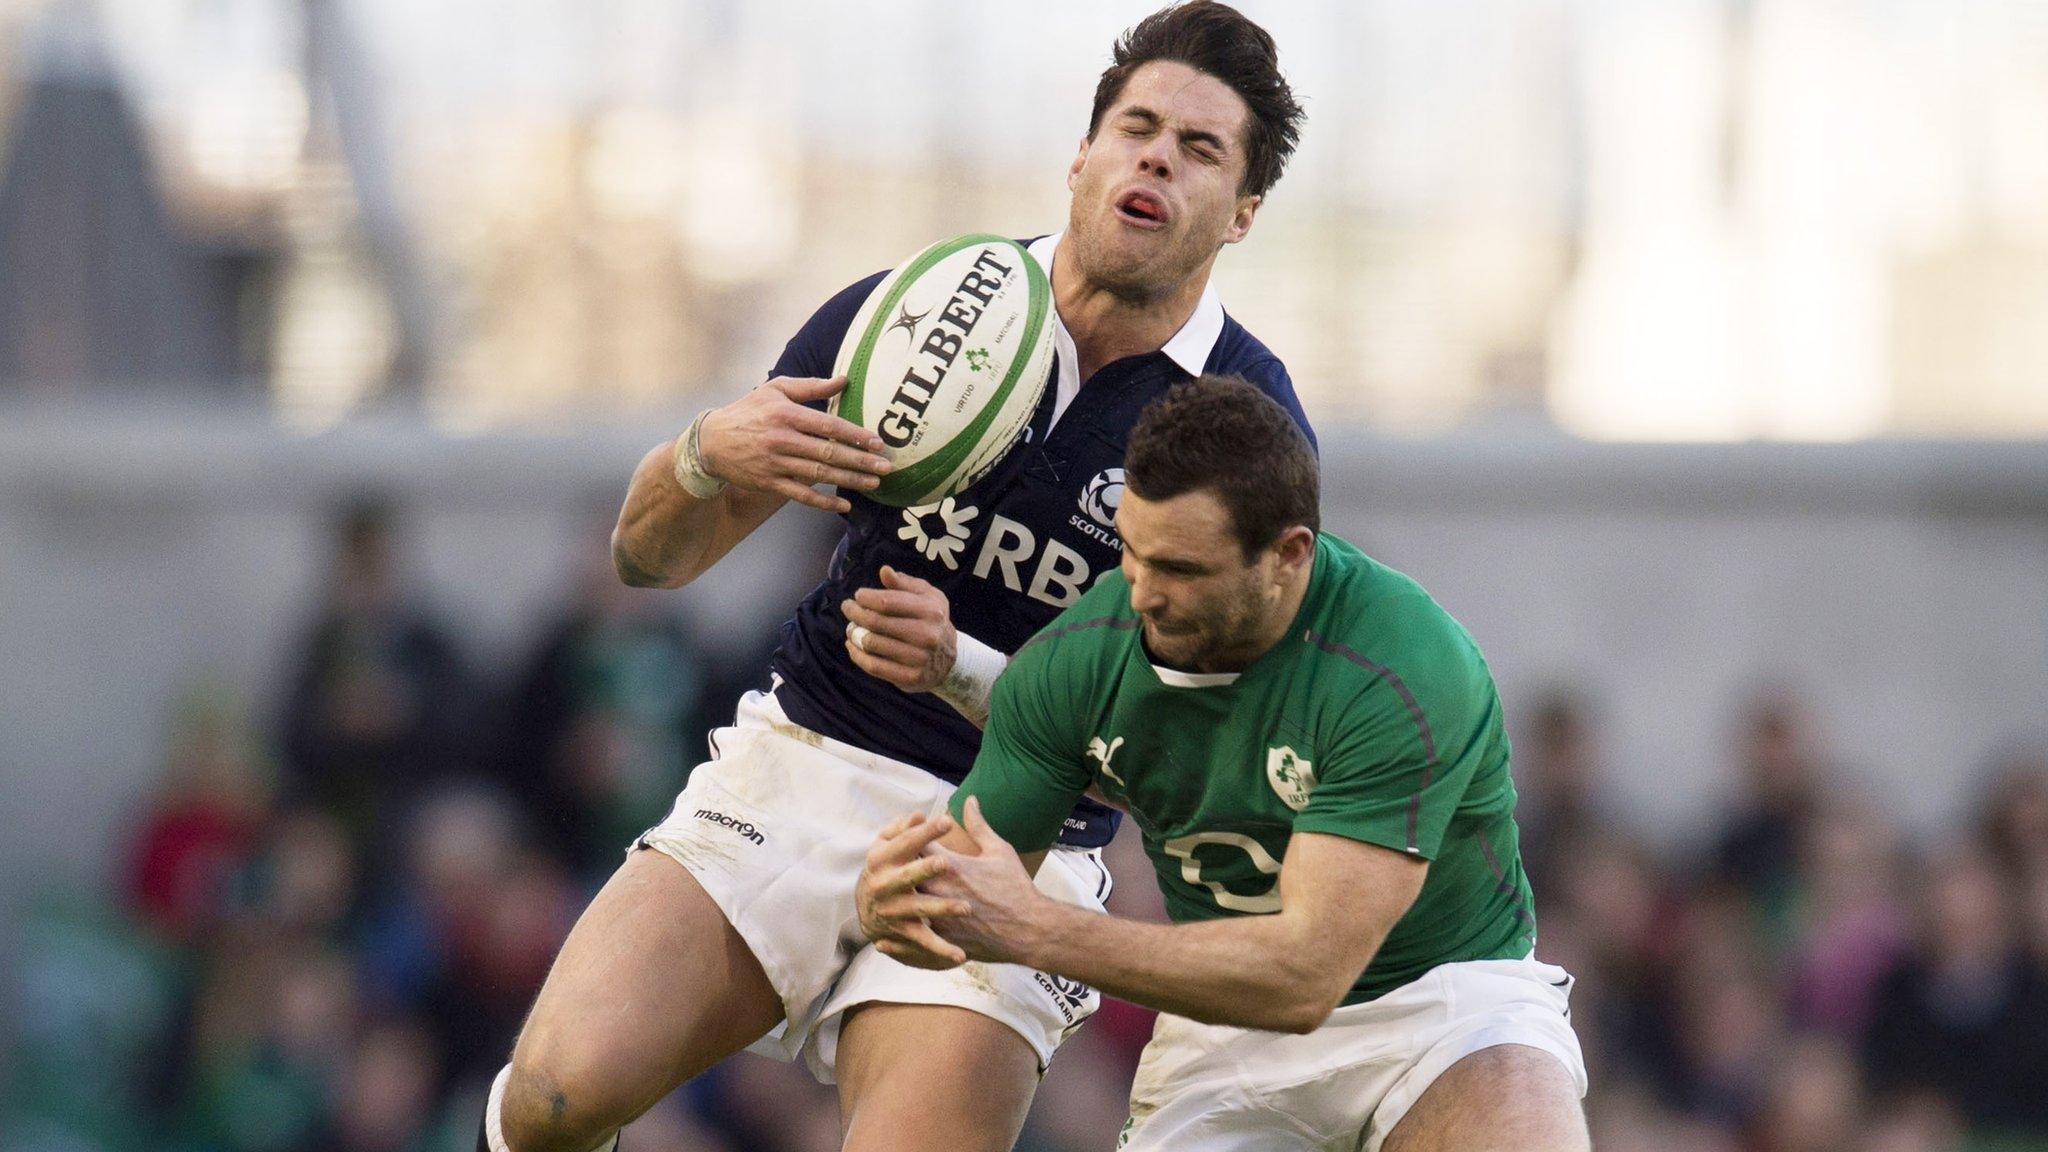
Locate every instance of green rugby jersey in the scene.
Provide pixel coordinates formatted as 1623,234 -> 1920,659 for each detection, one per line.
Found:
950,532 -> 1536,1004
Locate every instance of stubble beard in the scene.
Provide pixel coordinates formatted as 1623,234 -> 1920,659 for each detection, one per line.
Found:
1143,576 -> 1270,673
1067,192 -> 1210,305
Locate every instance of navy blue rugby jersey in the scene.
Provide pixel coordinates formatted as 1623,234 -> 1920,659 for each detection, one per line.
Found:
763,234 -> 1315,848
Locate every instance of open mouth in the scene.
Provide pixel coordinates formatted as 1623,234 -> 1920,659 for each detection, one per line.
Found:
1115,189 -> 1170,229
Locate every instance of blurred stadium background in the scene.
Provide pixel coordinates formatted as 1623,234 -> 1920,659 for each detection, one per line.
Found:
1,0 -> 2046,1150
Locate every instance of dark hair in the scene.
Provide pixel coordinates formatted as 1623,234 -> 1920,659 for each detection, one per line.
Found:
1124,375 -> 1319,558
1088,2 -> 1305,199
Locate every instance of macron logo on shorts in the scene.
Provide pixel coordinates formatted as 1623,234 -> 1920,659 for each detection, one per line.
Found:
694,809 -> 766,845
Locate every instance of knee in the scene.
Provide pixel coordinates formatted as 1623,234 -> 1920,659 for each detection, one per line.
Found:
498,1045 -> 629,1152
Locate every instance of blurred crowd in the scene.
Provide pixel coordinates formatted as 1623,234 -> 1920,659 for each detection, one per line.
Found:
6,501 -> 2047,1152
1523,693 -> 2048,1152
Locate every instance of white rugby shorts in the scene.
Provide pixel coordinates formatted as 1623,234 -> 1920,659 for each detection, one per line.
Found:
1117,957 -> 1587,1152
635,689 -> 1110,1082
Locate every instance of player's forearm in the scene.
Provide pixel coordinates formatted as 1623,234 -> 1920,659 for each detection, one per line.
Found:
1018,900 -> 1352,1034
612,440 -> 744,589
932,633 -> 1006,729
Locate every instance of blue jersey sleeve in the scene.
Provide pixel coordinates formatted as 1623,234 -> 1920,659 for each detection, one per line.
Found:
1238,356 -> 1318,454
767,269 -> 890,393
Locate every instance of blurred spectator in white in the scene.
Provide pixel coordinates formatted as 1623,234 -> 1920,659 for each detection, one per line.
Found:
127,682 -> 274,943
278,497 -> 475,856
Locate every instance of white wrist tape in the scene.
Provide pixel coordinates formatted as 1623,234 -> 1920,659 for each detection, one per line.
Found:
671,409 -> 728,500
933,630 -> 1006,729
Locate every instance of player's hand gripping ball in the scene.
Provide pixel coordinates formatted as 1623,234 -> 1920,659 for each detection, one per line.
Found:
697,376 -> 893,514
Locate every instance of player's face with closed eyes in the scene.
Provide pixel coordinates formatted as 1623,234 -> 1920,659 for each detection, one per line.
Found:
1066,61 -> 1262,300
1116,487 -> 1276,673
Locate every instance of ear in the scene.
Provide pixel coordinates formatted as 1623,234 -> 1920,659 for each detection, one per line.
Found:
1067,135 -> 1090,193
1223,193 -> 1262,246
1270,524 -> 1315,578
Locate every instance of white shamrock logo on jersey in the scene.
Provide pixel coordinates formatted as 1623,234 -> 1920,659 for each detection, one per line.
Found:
1085,735 -> 1127,789
1266,745 -> 1317,811
898,498 -> 979,570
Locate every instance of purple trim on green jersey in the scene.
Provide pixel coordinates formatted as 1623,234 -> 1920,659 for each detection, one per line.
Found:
1019,615 -> 1141,652
1479,828 -> 1538,931
1304,628 -> 1439,854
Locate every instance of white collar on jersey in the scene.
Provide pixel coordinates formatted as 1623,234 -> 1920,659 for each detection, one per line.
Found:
1027,232 -> 1226,428
1150,664 -> 1241,688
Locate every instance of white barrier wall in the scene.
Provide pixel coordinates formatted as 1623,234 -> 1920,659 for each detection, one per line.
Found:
2,408 -> 2045,947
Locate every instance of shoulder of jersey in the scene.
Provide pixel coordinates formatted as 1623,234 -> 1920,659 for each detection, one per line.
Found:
1018,581 -> 1138,659
830,234 -> 1054,508
1314,556 -> 1493,707
1304,543 -> 1431,657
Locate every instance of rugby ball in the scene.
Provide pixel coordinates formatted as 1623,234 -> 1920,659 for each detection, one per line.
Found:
832,234 -> 1054,507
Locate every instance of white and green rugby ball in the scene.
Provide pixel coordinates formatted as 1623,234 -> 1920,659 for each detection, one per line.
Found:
832,233 -> 1054,508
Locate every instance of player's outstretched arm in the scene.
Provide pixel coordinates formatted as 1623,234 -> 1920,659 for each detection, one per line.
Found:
611,376 -> 894,589
924,798 -> 1426,1034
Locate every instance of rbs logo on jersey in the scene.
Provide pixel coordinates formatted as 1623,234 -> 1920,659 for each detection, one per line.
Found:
898,484 -> 1120,608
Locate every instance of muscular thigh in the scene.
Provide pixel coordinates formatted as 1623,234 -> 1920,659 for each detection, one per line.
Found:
1379,1044 -> 1587,1152
835,1002 -> 1042,1152
508,849 -> 785,1125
